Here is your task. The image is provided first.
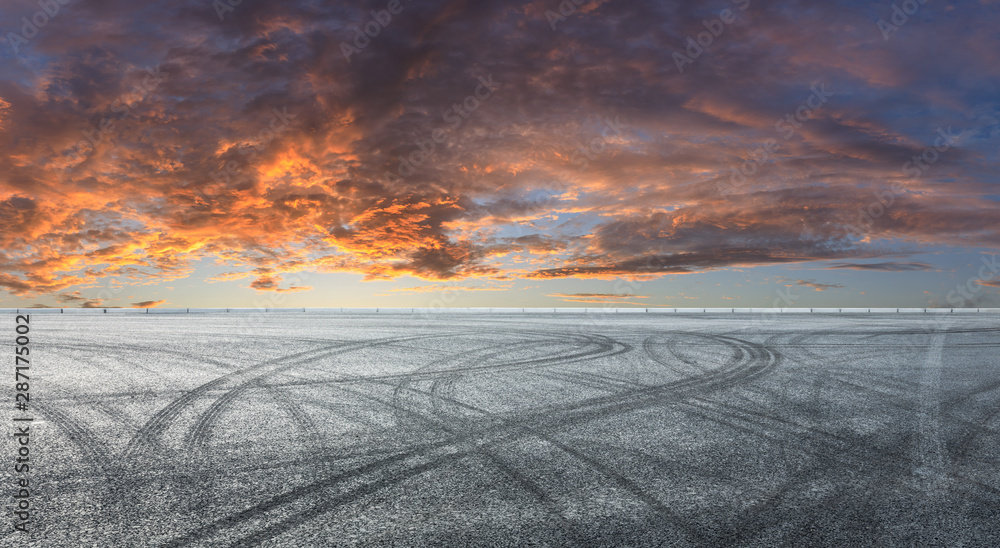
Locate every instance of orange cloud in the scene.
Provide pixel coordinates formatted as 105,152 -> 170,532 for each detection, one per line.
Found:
132,300 -> 166,308
249,275 -> 312,293
547,293 -> 650,304
795,280 -> 844,292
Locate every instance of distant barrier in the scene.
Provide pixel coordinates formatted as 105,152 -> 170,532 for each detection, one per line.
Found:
2,307 -> 999,315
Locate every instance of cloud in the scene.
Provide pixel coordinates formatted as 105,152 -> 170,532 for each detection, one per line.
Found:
548,293 -> 650,304
795,280 -> 844,292
826,262 -> 934,272
0,0 -> 998,302
0,273 -> 34,294
55,291 -> 103,308
131,300 -> 166,308
56,291 -> 89,303
206,272 -> 253,283
381,284 -> 513,294
249,275 -> 312,293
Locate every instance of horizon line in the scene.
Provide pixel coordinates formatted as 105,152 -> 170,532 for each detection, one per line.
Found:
3,307 -> 999,314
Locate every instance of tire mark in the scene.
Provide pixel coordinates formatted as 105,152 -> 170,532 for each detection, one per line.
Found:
43,342 -> 236,373
33,402 -> 110,476
641,335 -> 688,377
399,337 -> 552,430
127,335 -> 431,461
32,402 -> 128,538
393,331 -> 632,429
372,336 -> 718,545
158,333 -> 780,547
379,371 -> 590,545
181,332 -> 469,457
671,397 -> 929,545
668,331 -> 966,545
223,453 -> 457,548
158,448 -> 453,548
948,397 -> 1000,467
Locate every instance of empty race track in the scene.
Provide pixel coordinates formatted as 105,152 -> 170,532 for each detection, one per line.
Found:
5,311 -> 1000,546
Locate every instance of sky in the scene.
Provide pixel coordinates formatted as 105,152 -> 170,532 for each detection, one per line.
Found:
1,0 -> 999,309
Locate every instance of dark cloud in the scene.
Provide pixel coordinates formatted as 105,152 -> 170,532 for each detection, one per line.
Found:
249,275 -> 311,292
826,262 -> 934,272
0,273 -> 33,293
56,292 -> 89,303
131,300 -> 166,308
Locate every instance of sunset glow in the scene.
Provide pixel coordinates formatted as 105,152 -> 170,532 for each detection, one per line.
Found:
1,0 -> 998,308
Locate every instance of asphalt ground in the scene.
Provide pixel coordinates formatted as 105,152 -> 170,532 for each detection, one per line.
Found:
4,312 -> 999,546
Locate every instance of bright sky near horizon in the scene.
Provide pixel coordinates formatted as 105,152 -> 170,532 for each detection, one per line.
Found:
1,0 -> 999,309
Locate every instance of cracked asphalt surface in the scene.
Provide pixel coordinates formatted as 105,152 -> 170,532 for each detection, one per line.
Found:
5,312 -> 1000,546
